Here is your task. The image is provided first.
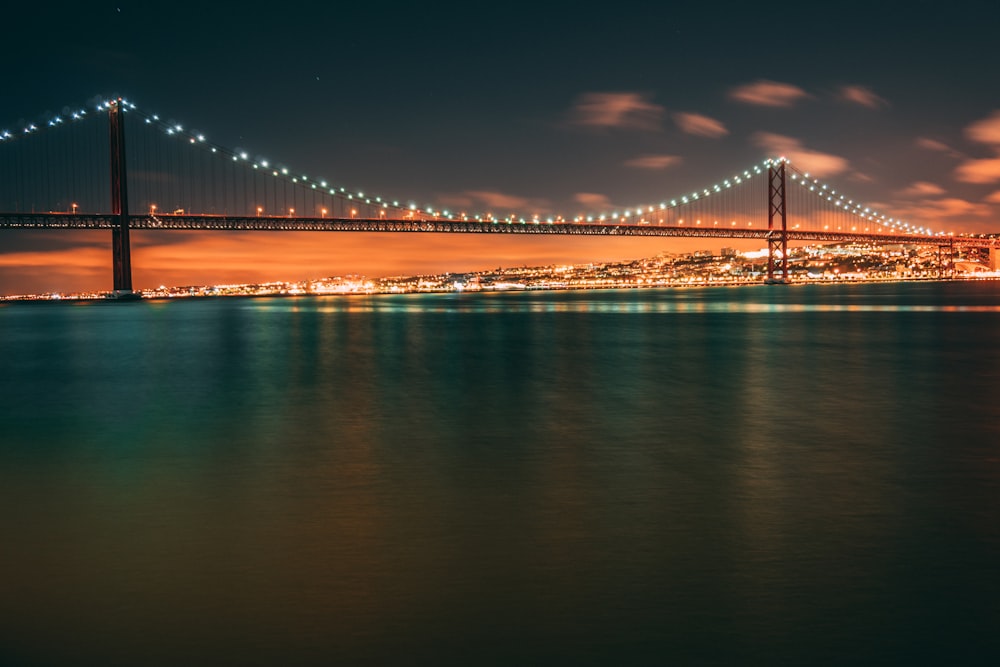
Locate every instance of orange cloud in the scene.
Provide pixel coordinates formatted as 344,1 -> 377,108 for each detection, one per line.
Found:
729,80 -> 809,107
623,154 -> 683,170
898,181 -> 945,197
915,137 -> 964,160
916,137 -> 951,152
573,193 -> 614,210
569,92 -> 663,130
673,112 -> 728,138
965,110 -> 1000,146
839,85 -> 888,108
464,191 -> 548,212
918,198 -> 992,218
954,158 -> 1000,184
890,197 -> 992,222
751,132 -> 849,177
985,191 -> 1000,204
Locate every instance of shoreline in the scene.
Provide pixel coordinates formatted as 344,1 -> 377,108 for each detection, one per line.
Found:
3,275 -> 998,304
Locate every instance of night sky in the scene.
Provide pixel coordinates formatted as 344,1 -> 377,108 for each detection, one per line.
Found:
2,0 -> 999,294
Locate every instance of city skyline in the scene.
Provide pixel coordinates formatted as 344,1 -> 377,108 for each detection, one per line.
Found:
3,1 -> 1000,294
5,239 -> 987,300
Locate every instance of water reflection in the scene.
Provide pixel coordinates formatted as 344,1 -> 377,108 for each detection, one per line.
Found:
1,282 -> 999,665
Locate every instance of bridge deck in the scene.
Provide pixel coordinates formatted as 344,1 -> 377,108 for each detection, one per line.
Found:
0,212 -> 994,247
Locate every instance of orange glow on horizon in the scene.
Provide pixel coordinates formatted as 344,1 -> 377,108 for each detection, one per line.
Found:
0,231 -> 761,295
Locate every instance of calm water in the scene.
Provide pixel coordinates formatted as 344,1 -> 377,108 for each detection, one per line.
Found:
2,283 -> 999,666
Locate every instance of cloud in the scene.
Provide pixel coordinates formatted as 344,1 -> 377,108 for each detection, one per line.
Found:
898,181 -> 945,197
916,137 -> 951,152
623,154 -> 683,170
438,190 -> 548,213
917,198 -> 992,218
751,132 -> 849,177
915,137 -> 964,159
915,137 -> 965,161
574,193 -> 614,210
985,191 -> 1000,204
569,92 -> 663,130
890,197 -> 993,222
839,85 -> 888,109
954,158 -> 1000,184
729,80 -> 809,107
965,110 -> 1000,146
673,112 -> 728,138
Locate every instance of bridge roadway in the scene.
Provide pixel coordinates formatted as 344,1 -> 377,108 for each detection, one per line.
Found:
1,212 -> 995,247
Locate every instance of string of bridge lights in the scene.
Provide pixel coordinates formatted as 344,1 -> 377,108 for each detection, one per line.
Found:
564,162 -> 770,225
785,162 -> 943,237
0,98 -> 949,237
123,99 -> 415,218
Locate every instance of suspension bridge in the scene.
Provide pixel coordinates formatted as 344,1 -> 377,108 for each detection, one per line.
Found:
2,98 -> 997,296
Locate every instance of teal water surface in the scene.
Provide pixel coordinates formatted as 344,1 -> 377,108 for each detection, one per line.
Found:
2,283 -> 999,665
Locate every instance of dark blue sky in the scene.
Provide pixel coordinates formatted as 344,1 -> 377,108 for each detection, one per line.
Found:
3,0 -> 1000,292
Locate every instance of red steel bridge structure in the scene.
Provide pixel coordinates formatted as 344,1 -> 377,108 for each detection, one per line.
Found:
2,98 -> 997,296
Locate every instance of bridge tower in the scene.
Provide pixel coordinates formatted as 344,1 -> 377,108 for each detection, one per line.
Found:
109,99 -> 134,296
767,159 -> 788,283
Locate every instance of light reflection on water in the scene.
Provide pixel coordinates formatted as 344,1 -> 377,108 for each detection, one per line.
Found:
1,282 -> 999,665
250,299 -> 1000,314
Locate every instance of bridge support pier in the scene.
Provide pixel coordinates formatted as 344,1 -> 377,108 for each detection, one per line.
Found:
990,247 -> 1000,272
938,240 -> 955,279
766,159 -> 788,283
109,99 -> 135,296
